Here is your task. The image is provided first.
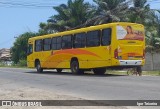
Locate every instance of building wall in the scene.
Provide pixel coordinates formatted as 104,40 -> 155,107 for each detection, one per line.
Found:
142,52 -> 160,71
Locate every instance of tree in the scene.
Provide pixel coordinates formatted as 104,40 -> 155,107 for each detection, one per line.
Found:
146,12 -> 160,52
11,32 -> 37,64
39,0 -> 95,32
84,0 -> 129,25
128,0 -> 154,24
127,0 -> 160,51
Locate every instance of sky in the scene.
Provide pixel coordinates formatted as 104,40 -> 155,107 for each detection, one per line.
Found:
0,0 -> 160,49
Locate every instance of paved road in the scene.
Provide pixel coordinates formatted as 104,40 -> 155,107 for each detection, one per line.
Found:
0,67 -> 160,100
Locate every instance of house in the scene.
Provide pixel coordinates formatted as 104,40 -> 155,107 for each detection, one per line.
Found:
0,48 -> 12,65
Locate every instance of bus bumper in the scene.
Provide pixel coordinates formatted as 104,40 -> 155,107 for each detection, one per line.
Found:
119,60 -> 143,66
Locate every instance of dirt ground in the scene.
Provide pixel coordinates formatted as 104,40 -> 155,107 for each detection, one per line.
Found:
0,87 -> 158,109
0,87 -> 127,109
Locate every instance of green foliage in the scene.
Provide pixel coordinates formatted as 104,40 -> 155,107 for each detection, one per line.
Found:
17,59 -> 27,67
145,11 -> 160,52
91,0 -> 129,24
128,0 -> 152,24
39,0 -> 95,32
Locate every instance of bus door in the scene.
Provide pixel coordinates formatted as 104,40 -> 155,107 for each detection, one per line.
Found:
100,28 -> 112,66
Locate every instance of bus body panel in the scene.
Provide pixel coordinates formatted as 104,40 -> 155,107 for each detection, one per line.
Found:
34,46 -> 111,69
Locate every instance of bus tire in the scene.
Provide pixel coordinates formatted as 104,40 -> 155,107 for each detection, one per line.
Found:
136,66 -> 142,76
56,69 -> 62,73
36,61 -> 43,73
93,68 -> 106,75
70,60 -> 84,75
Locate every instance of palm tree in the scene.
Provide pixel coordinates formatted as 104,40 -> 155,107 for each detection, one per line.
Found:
128,0 -> 154,24
40,0 -> 95,32
128,0 -> 160,51
146,12 -> 160,52
84,0 -> 129,25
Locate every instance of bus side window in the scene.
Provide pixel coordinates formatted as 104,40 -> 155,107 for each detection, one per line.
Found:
52,37 -> 57,50
27,44 -> 33,55
35,39 -> 43,52
52,37 -> 61,50
86,30 -> 100,47
73,33 -> 86,48
43,38 -> 51,51
56,37 -> 62,50
62,35 -> 72,49
102,28 -> 112,46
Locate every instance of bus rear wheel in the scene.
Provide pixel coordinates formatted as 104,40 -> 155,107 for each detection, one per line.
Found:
36,61 -> 43,73
70,60 -> 84,75
136,66 -> 142,76
93,68 -> 106,75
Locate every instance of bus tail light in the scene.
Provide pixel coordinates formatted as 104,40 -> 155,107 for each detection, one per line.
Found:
114,48 -> 118,59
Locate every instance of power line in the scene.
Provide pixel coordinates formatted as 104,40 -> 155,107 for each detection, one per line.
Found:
0,1 -> 54,7
0,1 -> 62,9
0,0 -> 159,9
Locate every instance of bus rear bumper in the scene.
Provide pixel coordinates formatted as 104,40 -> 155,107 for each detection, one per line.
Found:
119,60 -> 142,66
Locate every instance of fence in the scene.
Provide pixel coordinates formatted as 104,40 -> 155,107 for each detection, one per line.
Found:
142,52 -> 160,71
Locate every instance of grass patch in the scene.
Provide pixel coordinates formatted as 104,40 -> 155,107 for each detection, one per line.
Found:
0,63 -> 27,68
0,59 -> 27,68
142,71 -> 160,76
0,65 -> 27,68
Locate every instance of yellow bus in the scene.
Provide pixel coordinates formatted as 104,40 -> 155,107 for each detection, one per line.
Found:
27,22 -> 145,75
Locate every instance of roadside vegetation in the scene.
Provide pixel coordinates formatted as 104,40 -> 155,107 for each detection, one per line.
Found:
0,60 -> 27,68
3,0 -> 160,73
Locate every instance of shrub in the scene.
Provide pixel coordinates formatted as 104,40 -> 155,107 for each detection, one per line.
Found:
17,59 -> 27,67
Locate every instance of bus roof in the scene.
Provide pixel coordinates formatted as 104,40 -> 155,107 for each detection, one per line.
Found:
29,22 -> 143,41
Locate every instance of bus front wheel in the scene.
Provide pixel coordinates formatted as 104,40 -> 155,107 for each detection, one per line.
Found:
36,61 -> 43,73
93,68 -> 106,75
70,60 -> 84,74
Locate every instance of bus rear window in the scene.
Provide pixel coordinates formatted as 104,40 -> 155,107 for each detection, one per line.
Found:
117,25 -> 144,41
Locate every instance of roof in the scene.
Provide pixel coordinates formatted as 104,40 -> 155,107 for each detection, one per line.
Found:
0,48 -> 11,60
